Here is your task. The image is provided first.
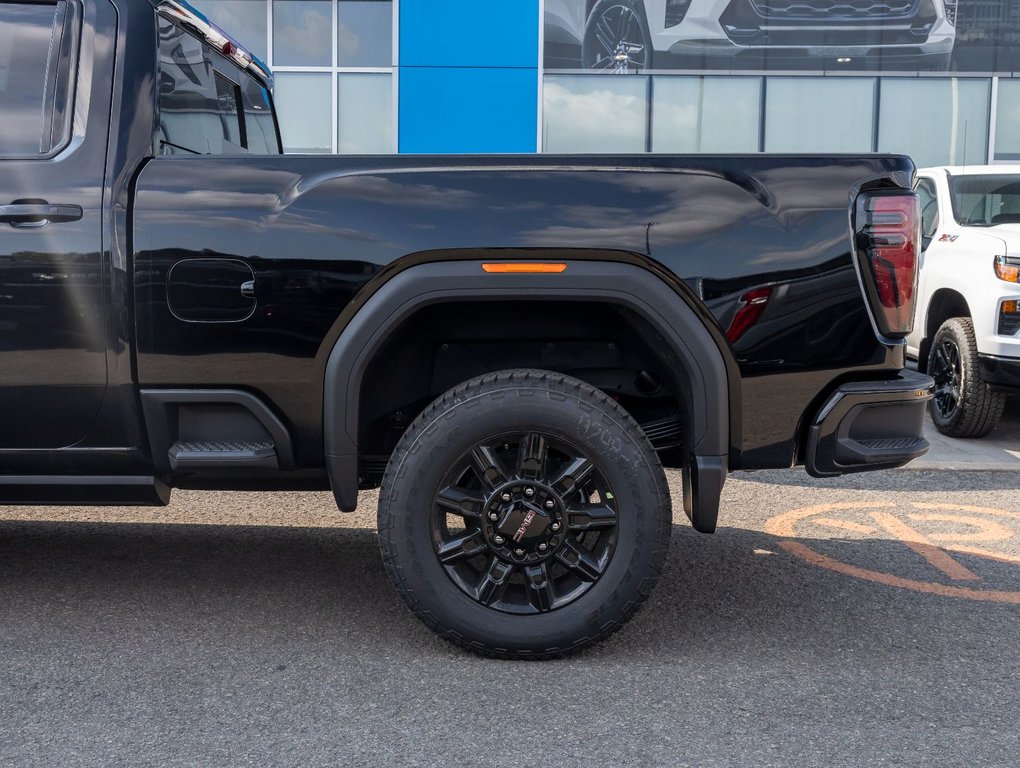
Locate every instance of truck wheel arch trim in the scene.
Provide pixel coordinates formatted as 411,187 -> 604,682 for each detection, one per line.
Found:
322,260 -> 733,512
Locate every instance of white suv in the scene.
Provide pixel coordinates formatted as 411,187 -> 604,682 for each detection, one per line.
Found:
908,166 -> 1020,437
546,0 -> 956,72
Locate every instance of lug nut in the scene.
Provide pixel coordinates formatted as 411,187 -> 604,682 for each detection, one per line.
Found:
524,487 -> 535,497
500,492 -> 512,502
544,499 -> 555,509
514,548 -> 525,556
550,522 -> 561,532
493,535 -> 505,545
488,512 -> 499,521
538,543 -> 548,552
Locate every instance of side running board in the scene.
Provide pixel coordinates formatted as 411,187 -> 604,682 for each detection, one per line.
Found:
168,440 -> 278,471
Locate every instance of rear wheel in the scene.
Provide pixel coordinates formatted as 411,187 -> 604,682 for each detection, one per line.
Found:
377,369 -> 671,658
928,317 -> 1006,438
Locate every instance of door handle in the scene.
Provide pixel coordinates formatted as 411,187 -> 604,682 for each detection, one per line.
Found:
240,279 -> 256,299
0,203 -> 84,226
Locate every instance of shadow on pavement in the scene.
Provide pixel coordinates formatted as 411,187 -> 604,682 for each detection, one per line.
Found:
735,467 -> 1020,493
1,517 -> 1017,765
0,517 -> 1015,659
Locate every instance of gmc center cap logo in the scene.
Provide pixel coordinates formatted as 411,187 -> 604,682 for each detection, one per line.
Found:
513,509 -> 538,543
499,502 -> 551,547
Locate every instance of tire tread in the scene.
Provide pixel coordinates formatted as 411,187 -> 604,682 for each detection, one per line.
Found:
377,369 -> 671,660
929,317 -> 1006,438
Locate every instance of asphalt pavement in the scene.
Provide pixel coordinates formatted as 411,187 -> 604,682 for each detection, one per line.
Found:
1,427 -> 1019,766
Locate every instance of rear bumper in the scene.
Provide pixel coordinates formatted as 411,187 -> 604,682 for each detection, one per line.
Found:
978,354 -> 1020,391
805,370 -> 934,478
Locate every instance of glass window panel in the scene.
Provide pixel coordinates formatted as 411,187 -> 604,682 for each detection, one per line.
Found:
241,76 -> 280,154
338,73 -> 392,153
543,75 -> 647,153
273,0 -> 332,66
338,0 -> 391,67
994,79 -> 1020,162
878,78 -> 989,168
765,78 -> 875,153
157,21 -> 245,155
0,1 -> 62,156
274,73 -> 332,152
652,77 -> 760,153
190,0 -> 268,62
915,178 -> 939,238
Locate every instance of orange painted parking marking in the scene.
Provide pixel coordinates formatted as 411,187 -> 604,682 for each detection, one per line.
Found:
905,512 -> 1013,543
763,501 -> 1020,604
812,517 -> 878,535
867,511 -> 979,581
944,545 -> 1020,567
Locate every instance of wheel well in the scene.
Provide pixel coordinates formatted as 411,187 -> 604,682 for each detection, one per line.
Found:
919,289 -> 971,372
357,300 -> 690,486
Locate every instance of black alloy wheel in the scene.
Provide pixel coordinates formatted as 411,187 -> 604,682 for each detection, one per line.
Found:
582,0 -> 652,73
930,333 -> 962,420
432,432 -> 619,615
377,369 -> 672,659
926,317 -> 1006,438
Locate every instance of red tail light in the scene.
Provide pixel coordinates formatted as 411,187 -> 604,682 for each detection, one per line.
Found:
853,190 -> 920,338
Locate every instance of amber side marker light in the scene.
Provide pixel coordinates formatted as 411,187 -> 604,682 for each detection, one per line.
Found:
481,263 -> 568,274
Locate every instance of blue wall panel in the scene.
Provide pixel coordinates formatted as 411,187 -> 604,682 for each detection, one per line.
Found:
400,0 -> 539,68
398,0 -> 539,153
399,68 -> 537,154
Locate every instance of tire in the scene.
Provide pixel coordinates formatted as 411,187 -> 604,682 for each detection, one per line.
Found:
582,0 -> 653,73
927,317 -> 1006,438
377,369 -> 672,659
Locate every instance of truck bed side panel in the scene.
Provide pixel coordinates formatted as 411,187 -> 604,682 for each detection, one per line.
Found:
131,154 -> 912,468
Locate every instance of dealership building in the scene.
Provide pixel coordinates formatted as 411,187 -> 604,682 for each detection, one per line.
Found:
192,0 -> 1020,166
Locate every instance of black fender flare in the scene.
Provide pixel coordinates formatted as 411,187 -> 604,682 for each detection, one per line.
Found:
323,260 -> 733,511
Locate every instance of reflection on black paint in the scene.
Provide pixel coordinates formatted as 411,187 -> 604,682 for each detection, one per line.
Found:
133,154 -> 910,466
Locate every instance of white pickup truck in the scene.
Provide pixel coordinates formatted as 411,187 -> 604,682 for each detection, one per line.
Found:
909,166 -> 1020,437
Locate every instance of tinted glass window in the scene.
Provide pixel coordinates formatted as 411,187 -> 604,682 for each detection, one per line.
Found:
273,0 -> 331,66
274,73 -> 332,153
158,21 -> 243,154
242,77 -> 280,154
764,77 -> 875,153
543,75 -> 647,153
949,175 -> 1020,227
652,76 -> 760,153
337,73 -> 391,153
916,179 -> 939,239
0,1 -> 64,156
157,20 -> 281,155
878,79 -> 989,168
337,0 -> 391,67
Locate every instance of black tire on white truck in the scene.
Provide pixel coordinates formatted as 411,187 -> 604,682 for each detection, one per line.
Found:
928,317 -> 1006,438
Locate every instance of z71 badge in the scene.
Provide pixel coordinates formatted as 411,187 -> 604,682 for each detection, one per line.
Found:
939,234 -> 959,242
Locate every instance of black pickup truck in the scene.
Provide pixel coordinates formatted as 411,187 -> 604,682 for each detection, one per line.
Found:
1,0 -> 934,657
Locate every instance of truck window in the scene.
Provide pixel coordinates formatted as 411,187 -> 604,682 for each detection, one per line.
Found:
241,77 -> 280,155
157,19 -> 245,155
0,0 -> 73,157
156,19 -> 279,156
916,178 -> 939,238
